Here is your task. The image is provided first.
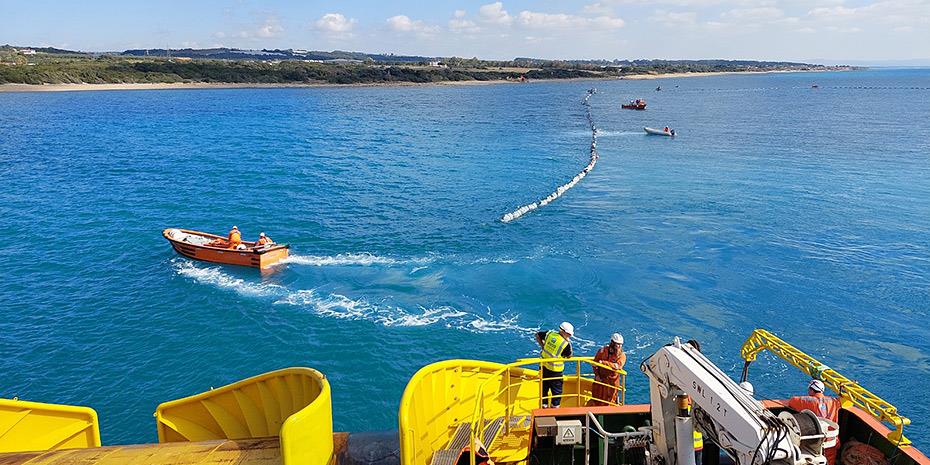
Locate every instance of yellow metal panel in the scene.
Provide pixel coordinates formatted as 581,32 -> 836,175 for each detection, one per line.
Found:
154,367 -> 334,465
280,374 -> 333,465
233,389 -> 269,438
158,414 -> 221,442
257,380 -> 281,435
0,398 -> 100,453
200,398 -> 251,439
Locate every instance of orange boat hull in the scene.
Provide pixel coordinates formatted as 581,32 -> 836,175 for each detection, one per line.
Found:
163,228 -> 289,269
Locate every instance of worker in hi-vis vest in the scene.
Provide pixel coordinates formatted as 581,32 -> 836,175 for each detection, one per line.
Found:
535,322 -> 574,408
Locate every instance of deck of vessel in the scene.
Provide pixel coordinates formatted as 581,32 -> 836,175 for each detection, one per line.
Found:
0,438 -> 281,465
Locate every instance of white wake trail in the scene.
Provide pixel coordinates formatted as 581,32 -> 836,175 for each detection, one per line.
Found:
279,253 -> 432,267
501,89 -> 600,223
174,260 -> 537,336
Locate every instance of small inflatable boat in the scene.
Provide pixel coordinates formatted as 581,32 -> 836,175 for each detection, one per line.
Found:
163,228 -> 289,269
644,127 -> 675,137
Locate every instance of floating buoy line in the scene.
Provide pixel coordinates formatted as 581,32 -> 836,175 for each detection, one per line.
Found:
501,89 -> 600,223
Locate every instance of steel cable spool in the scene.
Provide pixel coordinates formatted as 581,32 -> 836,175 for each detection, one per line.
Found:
778,410 -> 825,459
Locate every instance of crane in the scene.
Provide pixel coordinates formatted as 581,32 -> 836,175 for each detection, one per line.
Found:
641,338 -> 832,465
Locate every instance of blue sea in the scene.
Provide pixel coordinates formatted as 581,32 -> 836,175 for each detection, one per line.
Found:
1,68 -> 929,447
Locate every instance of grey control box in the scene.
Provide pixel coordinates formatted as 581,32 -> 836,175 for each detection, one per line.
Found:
555,419 -> 583,445
535,416 -> 558,437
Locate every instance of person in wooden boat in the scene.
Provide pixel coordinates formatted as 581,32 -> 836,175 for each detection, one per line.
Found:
255,232 -> 274,248
227,226 -> 243,249
588,332 -> 626,406
535,321 -> 574,408
788,379 -> 841,465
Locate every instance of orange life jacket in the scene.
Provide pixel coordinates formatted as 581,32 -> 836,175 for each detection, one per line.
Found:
593,345 -> 625,382
257,237 -> 271,246
228,229 -> 241,245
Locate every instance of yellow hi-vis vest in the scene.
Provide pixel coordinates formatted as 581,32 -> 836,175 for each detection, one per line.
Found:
541,331 -> 569,372
694,431 -> 703,450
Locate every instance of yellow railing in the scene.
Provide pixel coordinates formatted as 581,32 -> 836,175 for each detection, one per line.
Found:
740,328 -> 911,446
468,357 -> 627,465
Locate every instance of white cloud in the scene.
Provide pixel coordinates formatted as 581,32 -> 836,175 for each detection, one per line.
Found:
720,7 -> 784,22
255,18 -> 284,38
516,10 -> 625,30
449,17 -> 481,33
650,10 -> 698,27
808,6 -> 857,19
583,2 -> 615,14
387,15 -> 440,35
478,2 -> 513,25
234,17 -> 284,39
454,10 -> 467,18
315,13 -> 356,37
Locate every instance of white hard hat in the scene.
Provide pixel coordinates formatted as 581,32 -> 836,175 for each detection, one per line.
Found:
739,381 -> 754,395
611,333 -> 623,344
260,232 -> 266,237
809,379 -> 825,393
559,321 -> 574,336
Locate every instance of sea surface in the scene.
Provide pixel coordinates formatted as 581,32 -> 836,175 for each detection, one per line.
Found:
1,68 -> 929,446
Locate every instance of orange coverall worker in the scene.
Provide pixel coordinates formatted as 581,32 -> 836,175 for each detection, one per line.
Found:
789,387 -> 840,465
589,343 -> 626,406
228,227 -> 242,249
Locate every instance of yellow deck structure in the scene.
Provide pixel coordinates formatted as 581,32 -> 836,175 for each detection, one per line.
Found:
0,368 -> 333,465
0,398 -> 100,452
398,357 -> 626,465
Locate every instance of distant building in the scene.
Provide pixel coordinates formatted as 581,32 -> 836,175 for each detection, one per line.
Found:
170,57 -> 192,62
292,49 -> 309,55
19,49 -> 37,55
428,61 -> 447,68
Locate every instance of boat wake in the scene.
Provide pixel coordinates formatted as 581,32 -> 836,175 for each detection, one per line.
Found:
172,260 -> 538,335
278,252 -> 532,269
501,89 -> 600,223
174,260 -> 286,297
594,130 -> 642,137
279,253 -> 433,267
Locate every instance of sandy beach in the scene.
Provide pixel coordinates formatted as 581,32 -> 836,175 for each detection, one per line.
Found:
0,70 -> 826,93
619,69 -> 824,80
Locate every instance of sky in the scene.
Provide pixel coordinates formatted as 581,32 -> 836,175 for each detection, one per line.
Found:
2,0 -> 929,64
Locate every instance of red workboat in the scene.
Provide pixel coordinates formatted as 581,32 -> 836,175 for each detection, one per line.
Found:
622,98 -> 646,110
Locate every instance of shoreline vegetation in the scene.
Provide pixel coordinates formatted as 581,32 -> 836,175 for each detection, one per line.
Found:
0,45 -> 857,92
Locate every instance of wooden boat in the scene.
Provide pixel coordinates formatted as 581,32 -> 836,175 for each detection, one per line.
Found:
621,99 -> 646,110
644,126 -> 675,136
162,228 -> 289,269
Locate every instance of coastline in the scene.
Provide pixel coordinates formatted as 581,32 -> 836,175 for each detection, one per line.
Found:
0,69 -> 833,93
618,69 -> 828,80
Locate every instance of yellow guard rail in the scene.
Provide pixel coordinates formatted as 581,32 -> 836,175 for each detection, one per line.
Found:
469,357 -> 627,465
740,328 -> 911,446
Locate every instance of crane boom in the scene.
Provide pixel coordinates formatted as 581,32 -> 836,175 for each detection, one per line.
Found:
642,338 -> 828,465
740,329 -> 910,446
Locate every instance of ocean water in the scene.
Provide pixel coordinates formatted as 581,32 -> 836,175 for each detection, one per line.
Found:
1,68 -> 929,447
